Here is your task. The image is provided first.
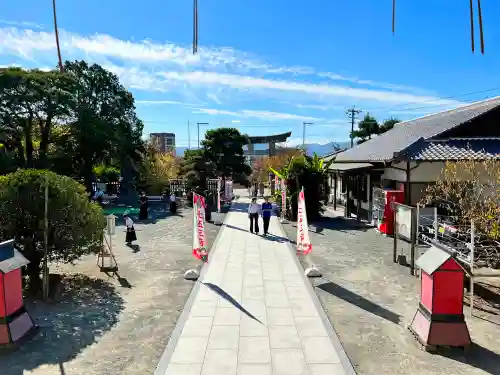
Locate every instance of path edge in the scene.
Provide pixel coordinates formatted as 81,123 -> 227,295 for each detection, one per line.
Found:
153,210 -> 231,375
275,216 -> 358,375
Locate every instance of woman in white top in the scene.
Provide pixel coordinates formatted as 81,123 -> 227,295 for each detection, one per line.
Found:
170,193 -> 177,213
124,214 -> 137,244
248,198 -> 261,234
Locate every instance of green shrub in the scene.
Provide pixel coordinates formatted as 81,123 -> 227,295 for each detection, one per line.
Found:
0,169 -> 105,293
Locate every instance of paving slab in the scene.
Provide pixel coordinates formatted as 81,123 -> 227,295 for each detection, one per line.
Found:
155,198 -> 354,375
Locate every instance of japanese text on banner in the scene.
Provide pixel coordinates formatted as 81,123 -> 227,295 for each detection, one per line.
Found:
296,189 -> 312,255
192,194 -> 208,262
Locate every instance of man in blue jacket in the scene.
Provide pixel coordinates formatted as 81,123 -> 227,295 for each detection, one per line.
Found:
261,197 -> 273,236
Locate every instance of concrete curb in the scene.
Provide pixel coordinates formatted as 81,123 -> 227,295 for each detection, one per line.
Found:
275,217 -> 358,375
153,211 -> 232,375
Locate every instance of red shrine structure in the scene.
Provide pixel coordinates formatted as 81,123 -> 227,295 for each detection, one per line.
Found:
409,243 -> 471,351
0,239 -> 38,347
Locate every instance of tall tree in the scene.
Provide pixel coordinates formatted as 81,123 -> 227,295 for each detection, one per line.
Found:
57,61 -> 144,193
201,127 -> 251,182
351,113 -> 379,144
379,117 -> 401,133
181,149 -> 215,193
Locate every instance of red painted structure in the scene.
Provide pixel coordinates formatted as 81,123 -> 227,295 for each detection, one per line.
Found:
409,244 -> 471,350
0,239 -> 38,347
377,190 -> 404,235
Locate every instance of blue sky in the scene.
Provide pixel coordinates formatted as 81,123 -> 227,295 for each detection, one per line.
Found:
1,0 -> 500,146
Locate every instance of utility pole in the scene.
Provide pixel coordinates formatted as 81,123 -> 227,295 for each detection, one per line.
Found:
302,122 -> 313,150
188,120 -> 191,150
346,107 -> 362,148
197,122 -> 209,149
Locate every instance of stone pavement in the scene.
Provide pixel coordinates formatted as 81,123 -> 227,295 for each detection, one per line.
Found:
155,198 -> 355,375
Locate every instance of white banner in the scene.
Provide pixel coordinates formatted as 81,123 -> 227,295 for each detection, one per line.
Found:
296,188 -> 312,255
225,180 -> 233,202
281,180 -> 286,220
217,178 -> 221,213
192,194 -> 208,262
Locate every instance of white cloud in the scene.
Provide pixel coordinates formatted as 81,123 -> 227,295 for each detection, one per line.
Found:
136,100 -> 199,107
0,20 -> 43,30
193,108 -> 320,122
160,71 -> 462,106
0,26 -> 467,116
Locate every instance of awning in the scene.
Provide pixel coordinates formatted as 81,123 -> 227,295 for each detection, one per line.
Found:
328,162 -> 373,171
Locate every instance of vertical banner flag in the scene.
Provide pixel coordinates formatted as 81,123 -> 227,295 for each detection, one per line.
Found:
281,180 -> 286,220
296,188 -> 313,255
192,193 -> 208,262
274,175 -> 279,188
217,178 -> 221,213
225,180 -> 233,202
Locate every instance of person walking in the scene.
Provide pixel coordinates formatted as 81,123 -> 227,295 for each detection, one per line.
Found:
261,197 -> 273,236
248,198 -> 260,234
138,191 -> 149,220
124,214 -> 137,245
170,192 -> 177,213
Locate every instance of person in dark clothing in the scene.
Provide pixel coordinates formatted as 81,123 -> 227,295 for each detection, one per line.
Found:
124,214 -> 137,245
248,198 -> 260,234
169,192 -> 178,213
261,197 -> 273,235
138,192 -> 149,220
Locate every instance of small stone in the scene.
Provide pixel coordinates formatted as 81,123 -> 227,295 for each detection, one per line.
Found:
184,269 -> 200,280
305,266 -> 322,278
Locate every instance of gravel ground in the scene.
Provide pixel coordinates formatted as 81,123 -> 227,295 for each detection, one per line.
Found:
280,211 -> 500,375
0,205 -> 224,375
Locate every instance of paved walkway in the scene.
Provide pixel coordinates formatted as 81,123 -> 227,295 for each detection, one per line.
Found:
155,198 -> 354,375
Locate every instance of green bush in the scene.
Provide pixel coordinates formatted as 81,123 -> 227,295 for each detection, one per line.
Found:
0,169 -> 105,294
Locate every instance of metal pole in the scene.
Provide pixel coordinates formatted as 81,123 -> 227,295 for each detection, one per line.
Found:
197,122 -> 200,149
433,207 -> 438,241
42,173 -> 49,300
188,120 -> 191,150
470,220 -> 475,317
302,122 -> 313,150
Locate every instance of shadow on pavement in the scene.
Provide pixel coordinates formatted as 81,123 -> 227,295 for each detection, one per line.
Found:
228,202 -> 249,213
202,282 -> 262,324
0,274 -> 125,375
310,216 -> 372,234
317,281 -> 401,325
442,343 -> 500,375
126,243 -> 141,253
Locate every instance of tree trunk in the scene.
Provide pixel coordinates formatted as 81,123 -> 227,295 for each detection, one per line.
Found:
23,242 -> 43,295
83,162 -> 94,198
38,114 -> 53,168
23,118 -> 34,168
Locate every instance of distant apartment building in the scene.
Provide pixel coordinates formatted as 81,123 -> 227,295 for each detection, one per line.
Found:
150,133 -> 176,155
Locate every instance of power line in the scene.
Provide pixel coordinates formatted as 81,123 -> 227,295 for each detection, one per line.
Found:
365,87 -> 500,114
345,106 -> 362,148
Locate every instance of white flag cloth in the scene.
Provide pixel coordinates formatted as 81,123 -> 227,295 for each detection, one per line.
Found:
296,188 -> 312,255
192,193 -> 208,262
224,180 -> 233,202
281,180 -> 286,218
217,178 -> 221,213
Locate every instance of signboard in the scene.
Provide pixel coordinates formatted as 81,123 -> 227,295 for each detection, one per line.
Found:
396,204 -> 412,240
106,215 -> 116,236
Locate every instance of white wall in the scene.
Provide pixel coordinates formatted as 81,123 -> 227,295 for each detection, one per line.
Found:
383,161 -> 498,183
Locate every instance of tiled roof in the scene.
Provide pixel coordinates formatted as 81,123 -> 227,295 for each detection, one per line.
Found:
322,148 -> 347,162
405,138 -> 500,160
334,96 -> 500,162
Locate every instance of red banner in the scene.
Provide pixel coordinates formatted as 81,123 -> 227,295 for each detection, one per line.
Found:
192,194 -> 208,262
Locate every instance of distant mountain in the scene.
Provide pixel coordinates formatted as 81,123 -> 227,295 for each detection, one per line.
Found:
304,141 -> 350,157
175,142 -> 350,158
175,147 -> 189,156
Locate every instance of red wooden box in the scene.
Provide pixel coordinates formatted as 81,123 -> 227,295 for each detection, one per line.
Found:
0,239 -> 38,347
409,244 -> 471,351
